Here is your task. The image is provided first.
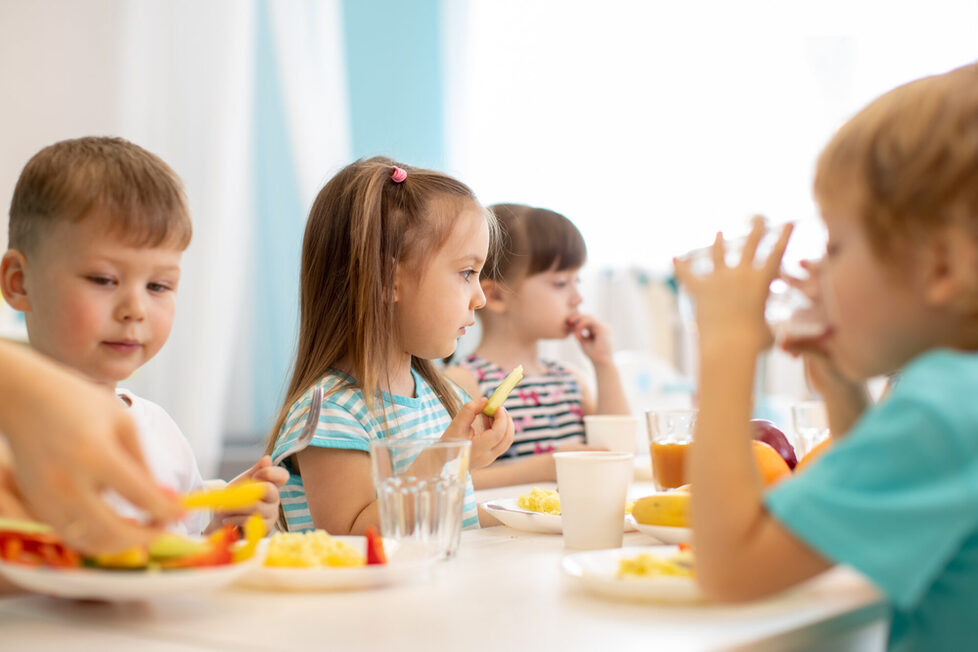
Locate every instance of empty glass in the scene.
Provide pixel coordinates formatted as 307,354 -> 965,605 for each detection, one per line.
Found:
370,437 -> 470,559
791,401 -> 830,457
677,222 -> 827,341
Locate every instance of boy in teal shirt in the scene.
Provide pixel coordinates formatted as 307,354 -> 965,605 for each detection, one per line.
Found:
674,63 -> 978,650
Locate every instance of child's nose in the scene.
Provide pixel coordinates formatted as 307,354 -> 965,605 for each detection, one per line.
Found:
115,290 -> 146,322
570,287 -> 583,307
472,282 -> 487,310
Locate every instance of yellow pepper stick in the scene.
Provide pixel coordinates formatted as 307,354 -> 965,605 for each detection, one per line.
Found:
232,514 -> 267,562
483,365 -> 523,417
180,480 -> 267,511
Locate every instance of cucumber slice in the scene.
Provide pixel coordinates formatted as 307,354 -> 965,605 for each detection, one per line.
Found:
483,365 -> 523,417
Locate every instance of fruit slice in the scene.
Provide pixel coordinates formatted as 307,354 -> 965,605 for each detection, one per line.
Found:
180,480 -> 266,510
631,492 -> 690,528
483,365 -> 523,417
751,440 -> 792,486
232,514 -> 267,562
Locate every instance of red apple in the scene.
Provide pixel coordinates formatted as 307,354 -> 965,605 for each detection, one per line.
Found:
750,419 -> 798,470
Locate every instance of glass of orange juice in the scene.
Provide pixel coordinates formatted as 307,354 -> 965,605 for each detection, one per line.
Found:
645,409 -> 696,491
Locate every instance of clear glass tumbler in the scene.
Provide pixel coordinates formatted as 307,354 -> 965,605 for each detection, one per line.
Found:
370,437 -> 470,560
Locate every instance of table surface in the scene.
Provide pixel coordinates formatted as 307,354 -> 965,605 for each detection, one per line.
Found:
0,482 -> 888,652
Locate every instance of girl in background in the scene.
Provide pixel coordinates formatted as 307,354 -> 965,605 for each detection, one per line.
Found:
446,204 -> 629,488
266,158 -> 514,534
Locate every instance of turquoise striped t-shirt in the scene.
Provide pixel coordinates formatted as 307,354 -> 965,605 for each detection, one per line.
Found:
273,367 -> 479,532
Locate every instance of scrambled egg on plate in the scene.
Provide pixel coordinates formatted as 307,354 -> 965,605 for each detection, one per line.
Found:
516,487 -> 635,516
617,549 -> 695,579
265,531 -> 365,568
517,488 -> 561,514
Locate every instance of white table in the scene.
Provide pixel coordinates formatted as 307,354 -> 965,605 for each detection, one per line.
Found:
0,483 -> 888,651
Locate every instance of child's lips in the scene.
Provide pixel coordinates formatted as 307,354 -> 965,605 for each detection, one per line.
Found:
103,340 -> 142,354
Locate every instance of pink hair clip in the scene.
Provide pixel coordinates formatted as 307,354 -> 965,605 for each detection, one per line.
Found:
390,166 -> 407,183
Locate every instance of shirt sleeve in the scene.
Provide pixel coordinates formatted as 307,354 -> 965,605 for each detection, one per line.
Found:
765,395 -> 978,609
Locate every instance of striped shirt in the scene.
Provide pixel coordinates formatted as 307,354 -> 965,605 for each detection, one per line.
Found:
454,354 -> 585,458
273,367 -> 478,532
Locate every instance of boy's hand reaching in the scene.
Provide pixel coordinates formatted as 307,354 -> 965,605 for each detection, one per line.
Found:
443,398 -> 515,470
208,455 -> 289,534
566,314 -> 614,366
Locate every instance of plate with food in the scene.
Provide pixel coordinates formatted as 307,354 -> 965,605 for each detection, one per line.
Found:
482,488 -> 637,535
562,545 -> 701,603
0,515 -> 266,600
628,488 -> 692,544
237,528 -> 435,591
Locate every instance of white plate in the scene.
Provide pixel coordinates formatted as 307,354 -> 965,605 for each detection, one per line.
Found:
627,514 -> 692,545
0,545 -> 264,601
562,545 -> 702,603
482,498 -> 637,535
238,536 -> 435,591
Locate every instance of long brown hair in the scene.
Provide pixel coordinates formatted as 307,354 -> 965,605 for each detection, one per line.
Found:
266,157 -> 494,454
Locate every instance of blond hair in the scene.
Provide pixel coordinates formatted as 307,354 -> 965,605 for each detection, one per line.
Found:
8,137 -> 191,253
266,157 -> 496,456
814,63 -> 978,261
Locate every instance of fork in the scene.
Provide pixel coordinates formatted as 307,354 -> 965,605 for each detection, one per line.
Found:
270,386 -> 323,467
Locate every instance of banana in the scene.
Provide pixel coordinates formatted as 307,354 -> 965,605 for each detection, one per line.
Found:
631,492 -> 690,527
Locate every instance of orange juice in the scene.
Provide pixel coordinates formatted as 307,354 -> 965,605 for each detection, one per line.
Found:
650,441 -> 690,490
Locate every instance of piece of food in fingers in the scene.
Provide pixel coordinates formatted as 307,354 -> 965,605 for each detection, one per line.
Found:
483,365 -> 523,417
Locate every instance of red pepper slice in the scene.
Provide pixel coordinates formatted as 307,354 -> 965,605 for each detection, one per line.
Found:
365,526 -> 386,565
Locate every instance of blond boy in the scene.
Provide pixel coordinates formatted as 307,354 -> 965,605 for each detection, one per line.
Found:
1,137 -> 286,534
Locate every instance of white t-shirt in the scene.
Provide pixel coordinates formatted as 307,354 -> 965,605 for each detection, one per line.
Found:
109,388 -> 205,534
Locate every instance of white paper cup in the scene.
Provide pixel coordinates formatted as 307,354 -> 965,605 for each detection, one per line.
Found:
583,415 -> 640,455
554,451 -> 634,550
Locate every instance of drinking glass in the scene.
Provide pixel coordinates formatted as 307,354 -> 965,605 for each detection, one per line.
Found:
791,401 -> 830,457
369,437 -> 470,559
677,223 -> 826,340
645,409 -> 696,491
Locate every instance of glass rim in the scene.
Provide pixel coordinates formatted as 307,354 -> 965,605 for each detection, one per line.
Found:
368,436 -> 471,451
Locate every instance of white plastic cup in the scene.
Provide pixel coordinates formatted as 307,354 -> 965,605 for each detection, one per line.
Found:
554,451 -> 634,550
583,415 -> 640,455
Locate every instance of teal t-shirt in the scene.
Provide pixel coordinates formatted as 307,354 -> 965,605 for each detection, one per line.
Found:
765,349 -> 978,651
274,367 -> 479,532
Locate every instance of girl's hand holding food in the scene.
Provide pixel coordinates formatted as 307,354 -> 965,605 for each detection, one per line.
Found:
442,398 -> 515,469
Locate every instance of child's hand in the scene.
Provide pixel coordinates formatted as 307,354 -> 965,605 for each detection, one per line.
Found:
210,456 -> 289,534
442,398 -> 515,470
674,219 -> 792,355
566,314 -> 614,366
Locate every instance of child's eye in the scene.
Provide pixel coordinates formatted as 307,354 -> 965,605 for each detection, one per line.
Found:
461,270 -> 476,282
147,282 -> 172,293
86,275 -> 115,286
553,281 -> 568,289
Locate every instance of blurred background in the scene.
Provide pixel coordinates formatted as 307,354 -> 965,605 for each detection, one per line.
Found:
1,0 -> 975,477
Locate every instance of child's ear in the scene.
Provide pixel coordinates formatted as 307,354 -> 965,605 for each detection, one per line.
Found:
481,279 -> 509,314
0,250 -> 30,312
923,224 -> 978,312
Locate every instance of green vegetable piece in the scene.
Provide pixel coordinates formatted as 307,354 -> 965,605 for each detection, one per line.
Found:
148,534 -> 209,559
483,365 -> 523,417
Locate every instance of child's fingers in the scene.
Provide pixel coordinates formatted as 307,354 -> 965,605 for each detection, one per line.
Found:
711,231 -> 726,270
443,399 -> 485,440
252,465 -> 290,488
97,444 -> 183,524
763,223 -> 794,279
740,215 -> 767,268
672,257 -> 694,288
